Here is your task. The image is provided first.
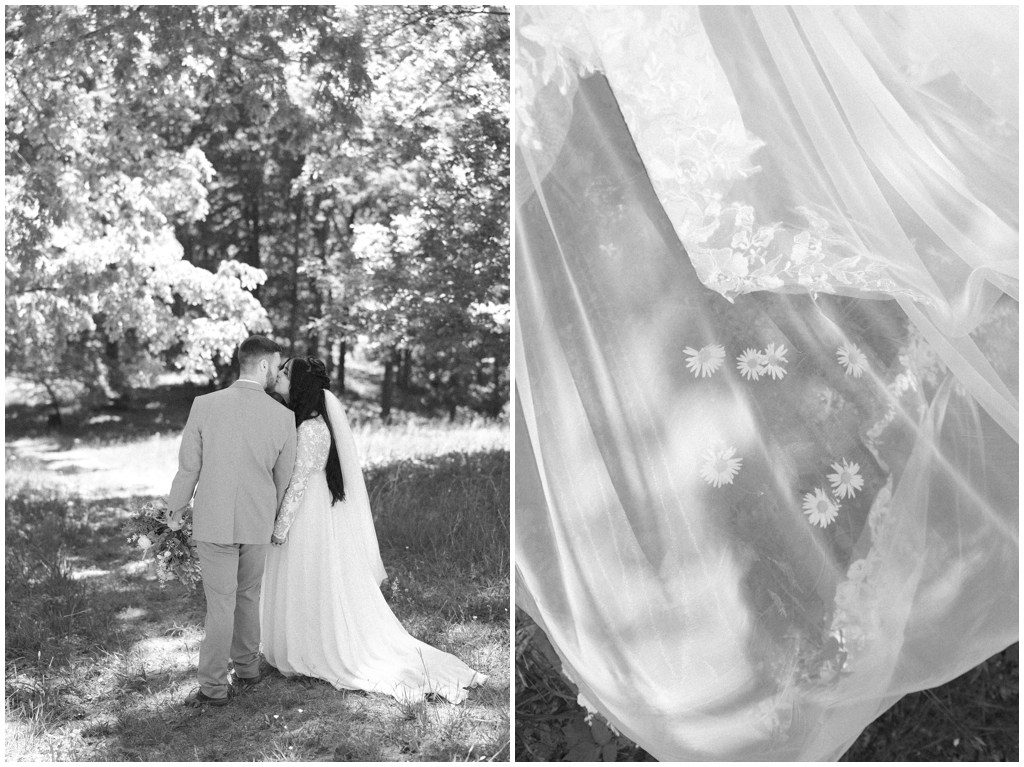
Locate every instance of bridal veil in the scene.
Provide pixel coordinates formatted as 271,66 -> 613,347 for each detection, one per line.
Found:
515,6 -> 1018,760
324,390 -> 387,587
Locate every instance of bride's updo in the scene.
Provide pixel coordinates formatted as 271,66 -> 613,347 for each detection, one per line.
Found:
286,357 -> 345,506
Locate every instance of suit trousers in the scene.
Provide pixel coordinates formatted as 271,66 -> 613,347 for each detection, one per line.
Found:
195,541 -> 268,698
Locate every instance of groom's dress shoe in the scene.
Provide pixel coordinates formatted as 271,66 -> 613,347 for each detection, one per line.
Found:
185,689 -> 230,708
233,672 -> 263,689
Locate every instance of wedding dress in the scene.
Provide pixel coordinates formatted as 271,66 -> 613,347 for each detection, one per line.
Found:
516,6 -> 1017,761
260,391 -> 486,703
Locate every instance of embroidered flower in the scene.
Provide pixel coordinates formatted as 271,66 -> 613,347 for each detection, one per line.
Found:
709,247 -> 749,279
827,459 -> 864,500
751,226 -> 775,248
684,344 -> 726,378
802,488 -> 839,528
763,343 -> 788,380
736,348 -> 767,381
791,231 -> 822,264
699,446 -> 743,488
837,342 -> 868,378
735,205 -> 755,228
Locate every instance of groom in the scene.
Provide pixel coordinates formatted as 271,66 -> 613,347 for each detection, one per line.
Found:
166,335 -> 297,706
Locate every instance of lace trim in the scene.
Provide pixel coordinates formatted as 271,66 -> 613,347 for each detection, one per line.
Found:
516,6 -> 937,306
688,206 -> 932,303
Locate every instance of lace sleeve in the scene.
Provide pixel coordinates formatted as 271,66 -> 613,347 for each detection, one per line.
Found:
273,417 -> 330,540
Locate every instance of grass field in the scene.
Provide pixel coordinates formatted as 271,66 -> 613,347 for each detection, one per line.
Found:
515,609 -> 1018,761
5,382 -> 510,762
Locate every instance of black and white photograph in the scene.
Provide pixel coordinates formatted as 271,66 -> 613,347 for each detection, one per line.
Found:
513,5 -> 1018,762
6,5 -> 509,761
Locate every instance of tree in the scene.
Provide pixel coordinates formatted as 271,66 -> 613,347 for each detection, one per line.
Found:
4,6 -> 367,409
311,6 -> 511,418
6,6 -> 510,421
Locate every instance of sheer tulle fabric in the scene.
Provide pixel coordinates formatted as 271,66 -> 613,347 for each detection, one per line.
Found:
516,6 -> 1017,761
261,395 -> 486,703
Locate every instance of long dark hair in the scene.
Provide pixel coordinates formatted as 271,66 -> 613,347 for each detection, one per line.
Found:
285,357 -> 345,505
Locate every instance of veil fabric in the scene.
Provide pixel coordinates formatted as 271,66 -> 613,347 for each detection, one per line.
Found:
515,6 -> 1018,761
324,390 -> 387,587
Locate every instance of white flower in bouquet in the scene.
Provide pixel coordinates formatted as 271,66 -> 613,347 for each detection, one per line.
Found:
137,535 -> 153,550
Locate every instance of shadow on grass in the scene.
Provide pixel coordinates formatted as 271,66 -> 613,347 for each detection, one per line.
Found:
5,448 -> 510,762
6,377 -> 503,450
5,383 -> 202,447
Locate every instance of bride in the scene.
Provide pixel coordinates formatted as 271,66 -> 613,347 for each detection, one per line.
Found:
259,356 -> 486,703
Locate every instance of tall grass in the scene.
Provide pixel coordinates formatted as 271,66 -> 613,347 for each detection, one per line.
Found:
369,450 -> 510,579
5,477 -> 97,670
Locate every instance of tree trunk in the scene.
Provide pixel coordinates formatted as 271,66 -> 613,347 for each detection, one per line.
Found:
41,379 -> 63,429
338,338 -> 347,393
247,177 -> 262,299
447,372 -> 460,422
399,348 -> 412,390
309,192 -> 328,363
381,350 -> 396,423
490,358 -> 505,418
103,337 -> 133,409
288,195 -> 305,356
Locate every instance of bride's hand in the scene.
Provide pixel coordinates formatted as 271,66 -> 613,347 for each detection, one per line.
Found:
271,533 -> 287,547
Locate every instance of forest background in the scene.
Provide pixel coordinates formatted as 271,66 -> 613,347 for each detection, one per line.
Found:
6,5 -> 510,424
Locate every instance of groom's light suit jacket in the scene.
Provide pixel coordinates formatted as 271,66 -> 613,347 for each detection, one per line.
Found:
168,380 -> 297,544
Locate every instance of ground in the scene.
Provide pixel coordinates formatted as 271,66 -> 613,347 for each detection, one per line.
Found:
5,377 -> 511,762
515,609 -> 1018,762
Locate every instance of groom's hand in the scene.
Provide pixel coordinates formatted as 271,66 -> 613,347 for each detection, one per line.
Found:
166,508 -> 186,531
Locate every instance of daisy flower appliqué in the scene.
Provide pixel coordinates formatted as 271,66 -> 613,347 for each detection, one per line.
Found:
684,344 -> 726,378
837,341 -> 868,378
802,488 -> 839,528
763,343 -> 788,380
736,348 -> 767,381
699,446 -> 742,488
827,459 -> 864,499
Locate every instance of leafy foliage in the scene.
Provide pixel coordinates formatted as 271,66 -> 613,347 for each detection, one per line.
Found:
5,7 -> 288,403
6,5 -> 509,419
304,6 -> 510,417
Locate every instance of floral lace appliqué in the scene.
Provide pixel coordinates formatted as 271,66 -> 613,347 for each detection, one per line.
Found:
274,416 -> 331,540
517,7 -> 937,307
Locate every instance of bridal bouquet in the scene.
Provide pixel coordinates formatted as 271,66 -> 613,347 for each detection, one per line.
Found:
122,498 -> 202,589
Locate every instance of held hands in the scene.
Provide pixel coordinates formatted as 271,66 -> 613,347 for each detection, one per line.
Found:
271,533 -> 287,547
